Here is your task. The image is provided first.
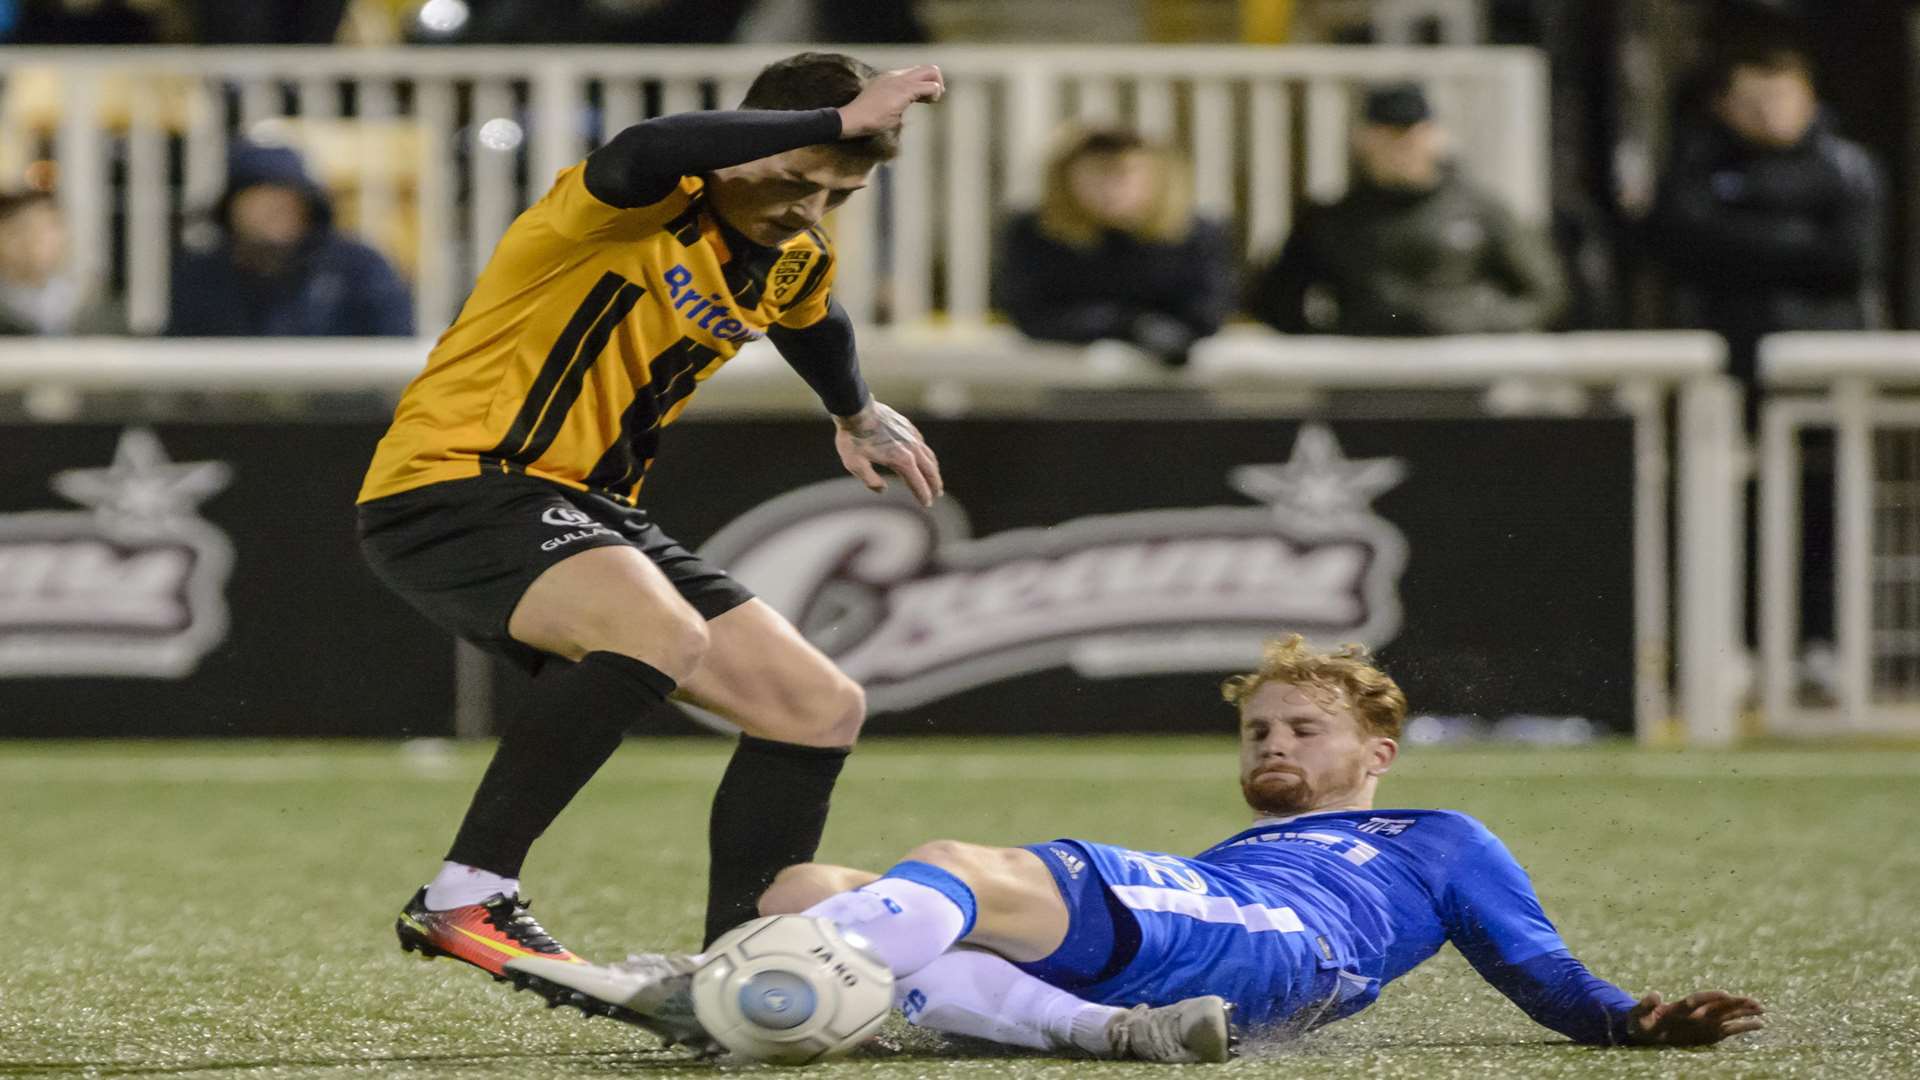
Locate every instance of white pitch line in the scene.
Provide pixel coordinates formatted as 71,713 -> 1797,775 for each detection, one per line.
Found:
1,750 -> 1918,784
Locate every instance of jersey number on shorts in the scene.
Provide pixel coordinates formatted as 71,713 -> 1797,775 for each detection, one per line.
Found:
1121,850 -> 1210,894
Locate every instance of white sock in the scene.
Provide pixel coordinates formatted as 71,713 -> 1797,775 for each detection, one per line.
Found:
802,878 -> 970,978
895,948 -> 1123,1055
423,861 -> 519,910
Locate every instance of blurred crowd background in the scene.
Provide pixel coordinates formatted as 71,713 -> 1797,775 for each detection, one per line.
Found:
5,0 -> 1915,740
3,0 -> 1909,393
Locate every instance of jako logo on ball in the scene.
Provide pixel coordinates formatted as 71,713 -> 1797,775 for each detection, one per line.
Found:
807,944 -> 867,987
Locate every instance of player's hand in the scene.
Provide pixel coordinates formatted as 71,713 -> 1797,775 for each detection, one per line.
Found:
834,400 -> 943,508
838,65 -> 943,138
1626,990 -> 1765,1046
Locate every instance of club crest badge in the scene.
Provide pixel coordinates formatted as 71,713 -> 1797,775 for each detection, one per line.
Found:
769,248 -> 816,305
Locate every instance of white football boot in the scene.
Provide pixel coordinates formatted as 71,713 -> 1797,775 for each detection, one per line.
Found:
1104,995 -> 1238,1063
506,952 -> 714,1053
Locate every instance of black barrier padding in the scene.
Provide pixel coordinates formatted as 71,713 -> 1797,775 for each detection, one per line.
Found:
1,417 -> 1632,737
0,424 -> 454,737
635,418 -> 1635,735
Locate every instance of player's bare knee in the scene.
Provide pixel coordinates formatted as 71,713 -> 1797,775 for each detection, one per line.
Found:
766,671 -> 865,747
818,675 -> 866,746
657,612 -> 712,679
761,863 -> 879,916
903,839 -> 989,877
506,601 -> 582,662
758,863 -> 835,915
597,606 -> 709,681
901,841 -> 1040,927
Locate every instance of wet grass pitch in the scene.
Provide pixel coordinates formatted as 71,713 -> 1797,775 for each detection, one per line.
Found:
6,738 -> 1916,1078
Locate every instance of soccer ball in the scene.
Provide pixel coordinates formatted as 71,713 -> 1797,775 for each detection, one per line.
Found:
690,914 -> 895,1065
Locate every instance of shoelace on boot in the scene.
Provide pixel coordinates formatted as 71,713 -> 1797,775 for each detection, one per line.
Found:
1110,1004 -> 1185,1061
481,897 -> 566,954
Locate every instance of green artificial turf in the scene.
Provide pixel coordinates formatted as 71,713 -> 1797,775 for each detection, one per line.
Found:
4,738 -> 1916,1079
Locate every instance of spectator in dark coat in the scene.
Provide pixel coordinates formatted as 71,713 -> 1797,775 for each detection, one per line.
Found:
166,142 -> 413,337
188,0 -> 346,42
1650,37 -> 1885,653
994,127 -> 1234,368
5,0 -> 172,44
1648,41 -> 1884,386
1247,83 -> 1565,336
446,0 -> 751,44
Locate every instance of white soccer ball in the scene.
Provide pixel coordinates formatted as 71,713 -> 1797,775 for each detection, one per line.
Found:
690,914 -> 894,1065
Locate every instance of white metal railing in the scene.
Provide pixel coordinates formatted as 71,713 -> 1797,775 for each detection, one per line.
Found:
0,330 -> 1734,744
0,45 -> 1548,336
1761,333 -> 1920,736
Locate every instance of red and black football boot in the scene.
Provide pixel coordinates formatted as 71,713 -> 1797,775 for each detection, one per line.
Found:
394,887 -> 581,980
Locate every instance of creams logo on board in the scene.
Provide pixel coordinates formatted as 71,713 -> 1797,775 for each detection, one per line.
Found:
700,424 -> 1409,715
0,429 -> 233,678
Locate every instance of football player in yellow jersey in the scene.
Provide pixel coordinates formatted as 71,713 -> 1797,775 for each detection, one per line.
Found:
360,53 -> 946,985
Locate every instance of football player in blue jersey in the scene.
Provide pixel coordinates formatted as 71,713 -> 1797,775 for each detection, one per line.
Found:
508,635 -> 1765,1062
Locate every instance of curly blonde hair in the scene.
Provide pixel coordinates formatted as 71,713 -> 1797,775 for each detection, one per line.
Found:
1221,634 -> 1407,739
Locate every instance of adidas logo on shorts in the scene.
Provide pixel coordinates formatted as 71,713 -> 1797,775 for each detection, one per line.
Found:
1051,847 -> 1086,879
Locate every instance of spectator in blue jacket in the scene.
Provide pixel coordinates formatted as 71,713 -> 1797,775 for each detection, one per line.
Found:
166,141 -> 413,337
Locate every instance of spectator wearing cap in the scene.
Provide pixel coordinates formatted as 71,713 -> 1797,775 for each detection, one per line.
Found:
166,141 -> 413,337
994,126 -> 1235,368
1247,83 -> 1566,337
1648,39 -> 1884,394
0,190 -> 120,336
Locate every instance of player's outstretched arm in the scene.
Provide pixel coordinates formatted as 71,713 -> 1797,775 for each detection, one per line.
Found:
1440,823 -> 1765,1047
1625,990 -> 1766,1046
582,65 -> 942,210
584,109 -> 843,209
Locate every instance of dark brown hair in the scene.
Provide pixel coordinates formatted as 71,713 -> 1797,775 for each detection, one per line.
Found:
739,51 -> 899,161
1713,35 -> 1815,96
1070,129 -> 1148,158
0,189 -> 56,224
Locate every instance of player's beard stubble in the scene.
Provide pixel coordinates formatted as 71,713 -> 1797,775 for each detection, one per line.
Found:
1240,753 -> 1368,817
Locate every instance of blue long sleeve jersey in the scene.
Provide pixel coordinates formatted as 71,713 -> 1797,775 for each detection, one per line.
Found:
1195,809 -> 1639,1043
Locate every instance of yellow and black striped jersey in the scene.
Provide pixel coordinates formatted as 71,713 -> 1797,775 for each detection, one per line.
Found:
358,164 -> 835,505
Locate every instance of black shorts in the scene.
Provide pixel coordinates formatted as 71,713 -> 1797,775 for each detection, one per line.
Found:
356,474 -> 754,674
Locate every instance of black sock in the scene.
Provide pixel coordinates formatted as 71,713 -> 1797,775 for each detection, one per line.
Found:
704,735 -> 850,947
445,650 -> 677,879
